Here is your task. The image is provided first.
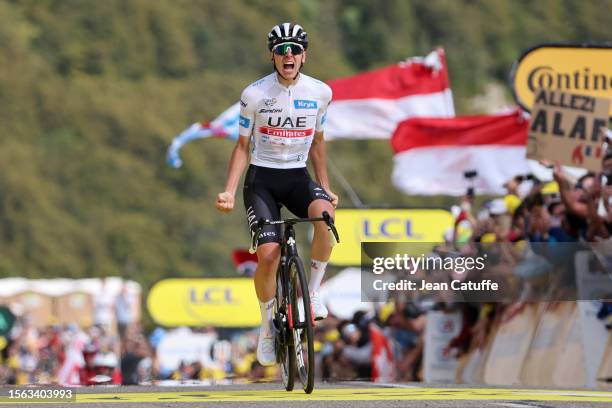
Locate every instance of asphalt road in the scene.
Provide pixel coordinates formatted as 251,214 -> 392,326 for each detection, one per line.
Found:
1,382 -> 611,407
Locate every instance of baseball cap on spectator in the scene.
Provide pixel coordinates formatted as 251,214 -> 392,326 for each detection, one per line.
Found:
503,194 -> 521,215
324,329 -> 340,342
480,232 -> 497,243
489,199 -> 507,216
378,302 -> 395,324
541,181 -> 559,195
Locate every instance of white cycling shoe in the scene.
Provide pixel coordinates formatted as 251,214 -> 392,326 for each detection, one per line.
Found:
256,322 -> 276,366
310,292 -> 328,320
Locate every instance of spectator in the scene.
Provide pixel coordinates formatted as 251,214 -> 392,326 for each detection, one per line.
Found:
115,284 -> 136,338
94,279 -> 115,332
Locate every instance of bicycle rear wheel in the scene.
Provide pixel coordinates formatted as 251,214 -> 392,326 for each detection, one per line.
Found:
275,269 -> 295,391
288,256 -> 315,393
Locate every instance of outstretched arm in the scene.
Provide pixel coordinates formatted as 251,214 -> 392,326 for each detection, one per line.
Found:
310,131 -> 338,207
216,136 -> 250,212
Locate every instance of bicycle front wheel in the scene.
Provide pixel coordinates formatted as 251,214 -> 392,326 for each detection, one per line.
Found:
275,269 -> 295,391
288,256 -> 315,394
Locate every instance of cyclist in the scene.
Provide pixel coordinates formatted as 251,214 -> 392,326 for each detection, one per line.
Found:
215,22 -> 337,366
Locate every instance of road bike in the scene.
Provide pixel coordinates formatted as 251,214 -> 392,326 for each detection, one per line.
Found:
250,211 -> 340,394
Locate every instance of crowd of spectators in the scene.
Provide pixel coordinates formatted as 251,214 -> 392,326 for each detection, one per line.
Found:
312,145 -> 612,381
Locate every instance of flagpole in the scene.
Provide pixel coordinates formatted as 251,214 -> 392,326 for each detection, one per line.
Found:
327,159 -> 365,208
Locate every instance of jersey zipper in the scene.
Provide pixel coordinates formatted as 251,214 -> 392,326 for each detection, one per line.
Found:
286,87 -> 292,161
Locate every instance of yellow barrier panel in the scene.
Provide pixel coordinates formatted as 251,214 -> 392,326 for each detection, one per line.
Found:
147,278 -> 260,327
329,209 -> 453,266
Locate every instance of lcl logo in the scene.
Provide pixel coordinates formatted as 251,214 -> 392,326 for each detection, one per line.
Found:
362,218 -> 417,239
188,287 -> 238,305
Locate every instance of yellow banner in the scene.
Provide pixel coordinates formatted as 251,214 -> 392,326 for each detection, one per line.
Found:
330,209 -> 453,266
512,44 -> 612,117
147,279 -> 260,327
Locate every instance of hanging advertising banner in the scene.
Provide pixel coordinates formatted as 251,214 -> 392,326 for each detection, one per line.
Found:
147,279 -> 260,327
511,43 -> 612,117
329,208 -> 453,266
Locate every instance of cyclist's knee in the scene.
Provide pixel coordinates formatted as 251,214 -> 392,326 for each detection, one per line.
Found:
257,243 -> 281,269
308,199 -> 334,218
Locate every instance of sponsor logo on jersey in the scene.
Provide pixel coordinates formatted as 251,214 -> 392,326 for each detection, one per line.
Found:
259,126 -> 314,138
259,108 -> 283,113
239,115 -> 251,128
251,78 -> 265,87
267,116 -> 307,127
264,98 -> 277,107
294,99 -> 318,109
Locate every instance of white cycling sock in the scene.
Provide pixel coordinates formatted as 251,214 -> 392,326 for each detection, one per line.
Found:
259,298 -> 275,335
308,259 -> 328,294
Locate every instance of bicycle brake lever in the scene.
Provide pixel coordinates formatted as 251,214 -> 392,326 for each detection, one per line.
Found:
322,211 -> 340,244
249,218 -> 268,254
249,230 -> 259,254
329,224 -> 340,244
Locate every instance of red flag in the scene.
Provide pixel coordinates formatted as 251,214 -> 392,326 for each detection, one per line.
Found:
391,110 -> 530,195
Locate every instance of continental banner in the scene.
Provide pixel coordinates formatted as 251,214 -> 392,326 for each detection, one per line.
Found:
511,43 -> 612,117
147,279 -> 260,327
329,209 -> 453,266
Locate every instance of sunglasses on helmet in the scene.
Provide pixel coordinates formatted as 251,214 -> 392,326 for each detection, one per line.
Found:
273,42 -> 304,56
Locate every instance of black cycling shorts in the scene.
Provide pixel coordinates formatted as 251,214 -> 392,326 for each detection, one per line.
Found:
243,165 -> 332,245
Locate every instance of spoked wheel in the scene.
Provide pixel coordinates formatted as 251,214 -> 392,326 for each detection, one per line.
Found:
288,256 -> 315,394
275,271 -> 295,391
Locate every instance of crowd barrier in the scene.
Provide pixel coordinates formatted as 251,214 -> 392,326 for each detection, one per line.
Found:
451,301 -> 611,388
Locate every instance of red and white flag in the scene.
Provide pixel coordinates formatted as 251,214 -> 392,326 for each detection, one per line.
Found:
369,323 -> 396,382
391,110 -> 530,195
325,48 -> 455,140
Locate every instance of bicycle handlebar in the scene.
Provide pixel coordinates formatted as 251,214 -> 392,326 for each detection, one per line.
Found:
249,211 -> 340,254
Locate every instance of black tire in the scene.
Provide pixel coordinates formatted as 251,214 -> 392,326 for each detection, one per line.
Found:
288,256 -> 315,393
275,269 -> 295,391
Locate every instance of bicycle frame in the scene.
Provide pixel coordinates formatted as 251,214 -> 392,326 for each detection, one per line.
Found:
277,223 -> 310,330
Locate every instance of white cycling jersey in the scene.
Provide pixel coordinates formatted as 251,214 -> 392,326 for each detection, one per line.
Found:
239,72 -> 332,169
